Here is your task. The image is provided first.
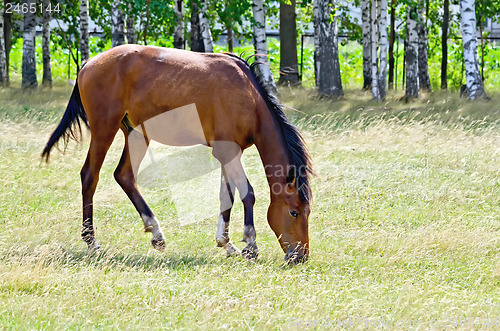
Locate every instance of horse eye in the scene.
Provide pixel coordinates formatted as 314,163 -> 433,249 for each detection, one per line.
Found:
289,210 -> 299,218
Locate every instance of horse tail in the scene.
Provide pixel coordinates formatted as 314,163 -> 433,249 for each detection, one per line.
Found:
42,80 -> 89,162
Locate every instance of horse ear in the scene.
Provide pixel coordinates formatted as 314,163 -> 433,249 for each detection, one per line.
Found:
287,177 -> 296,190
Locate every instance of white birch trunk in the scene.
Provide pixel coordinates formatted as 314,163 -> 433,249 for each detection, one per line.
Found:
378,0 -> 388,99
370,0 -> 379,99
0,7 -> 7,86
314,0 -> 343,97
405,5 -> 419,99
459,0 -> 487,99
42,0 -> 52,87
80,0 -> 90,63
361,0 -> 372,89
252,0 -> 277,94
199,0 -> 213,53
112,0 -> 126,47
22,0 -> 37,89
173,0 -> 184,49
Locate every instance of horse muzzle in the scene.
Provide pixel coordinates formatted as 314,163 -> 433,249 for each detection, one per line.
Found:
284,244 -> 309,264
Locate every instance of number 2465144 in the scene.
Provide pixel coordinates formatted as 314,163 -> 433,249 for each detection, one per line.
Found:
5,2 -> 61,14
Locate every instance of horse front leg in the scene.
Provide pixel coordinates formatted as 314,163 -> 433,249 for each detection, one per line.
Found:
220,158 -> 257,260
216,169 -> 241,256
213,143 -> 258,260
241,180 -> 257,259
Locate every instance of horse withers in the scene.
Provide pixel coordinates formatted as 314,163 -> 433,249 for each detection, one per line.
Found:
42,45 -> 313,263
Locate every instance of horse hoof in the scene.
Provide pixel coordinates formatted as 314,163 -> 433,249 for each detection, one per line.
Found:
242,246 -> 258,261
224,242 -> 241,257
151,237 -> 166,251
87,242 -> 101,254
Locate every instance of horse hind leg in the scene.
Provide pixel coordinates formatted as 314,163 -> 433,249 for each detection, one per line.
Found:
216,169 -> 241,256
81,133 -> 117,252
114,129 -> 166,251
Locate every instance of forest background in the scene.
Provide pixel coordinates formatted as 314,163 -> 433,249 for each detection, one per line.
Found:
1,0 -> 500,97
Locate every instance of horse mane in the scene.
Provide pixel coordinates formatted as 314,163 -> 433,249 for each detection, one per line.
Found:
224,53 -> 313,203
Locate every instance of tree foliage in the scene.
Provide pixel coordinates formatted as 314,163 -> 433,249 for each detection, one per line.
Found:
2,0 -> 500,92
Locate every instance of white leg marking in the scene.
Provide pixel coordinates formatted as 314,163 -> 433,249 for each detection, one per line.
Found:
216,214 -> 228,247
141,214 -> 166,251
215,214 -> 241,256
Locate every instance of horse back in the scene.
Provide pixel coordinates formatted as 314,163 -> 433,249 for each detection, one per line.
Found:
78,45 -> 261,148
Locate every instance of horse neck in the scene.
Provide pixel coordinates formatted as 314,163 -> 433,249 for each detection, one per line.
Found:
253,102 -> 290,201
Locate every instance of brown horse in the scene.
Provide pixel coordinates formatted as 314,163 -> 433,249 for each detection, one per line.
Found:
42,45 -> 313,263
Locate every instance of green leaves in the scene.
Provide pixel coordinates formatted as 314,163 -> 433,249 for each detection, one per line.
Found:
209,0 -> 253,43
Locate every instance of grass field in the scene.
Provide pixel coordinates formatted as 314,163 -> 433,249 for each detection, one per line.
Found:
1,85 -> 500,329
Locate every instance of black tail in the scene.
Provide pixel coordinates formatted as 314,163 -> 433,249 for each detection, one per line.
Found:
42,80 -> 89,162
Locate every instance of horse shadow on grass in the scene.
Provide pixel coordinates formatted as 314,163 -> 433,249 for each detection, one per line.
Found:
55,247 -> 221,271
54,245 -> 286,271
54,246 -> 279,271
1,242 -> 284,271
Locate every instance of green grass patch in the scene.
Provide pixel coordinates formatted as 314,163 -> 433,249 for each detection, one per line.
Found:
0,87 -> 499,328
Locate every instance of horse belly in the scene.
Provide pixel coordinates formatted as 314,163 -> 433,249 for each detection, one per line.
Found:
138,103 -> 208,146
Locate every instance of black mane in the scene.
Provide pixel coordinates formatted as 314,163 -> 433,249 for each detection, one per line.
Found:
225,53 -> 313,203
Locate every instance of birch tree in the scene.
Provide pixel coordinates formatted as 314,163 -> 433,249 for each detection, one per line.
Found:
112,0 -> 126,47
405,5 -> 419,99
459,0 -> 487,99
378,0 -> 388,99
252,0 -> 277,94
417,5 -> 430,91
199,0 -> 213,53
370,0 -> 379,99
361,0 -> 371,90
42,0 -> 52,87
22,0 -> 37,89
80,0 -> 90,63
174,0 -> 184,49
190,2 -> 204,52
126,3 -> 137,44
314,0 -> 343,97
366,0 -> 388,100
0,6 -> 6,86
